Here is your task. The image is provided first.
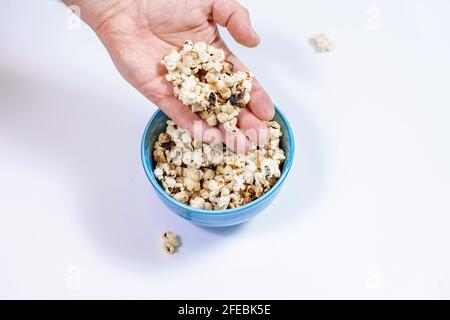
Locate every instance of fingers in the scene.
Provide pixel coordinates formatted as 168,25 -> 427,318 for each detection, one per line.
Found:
248,78 -> 275,120
161,96 -> 251,153
224,53 -> 275,121
237,108 -> 269,145
211,38 -> 275,121
141,77 -> 252,153
212,0 -> 260,48
160,94 -> 254,153
212,0 -> 273,120
218,124 -> 250,154
141,78 -> 223,145
158,97 -> 224,145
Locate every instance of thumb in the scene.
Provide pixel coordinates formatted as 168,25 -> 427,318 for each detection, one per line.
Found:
212,0 -> 260,47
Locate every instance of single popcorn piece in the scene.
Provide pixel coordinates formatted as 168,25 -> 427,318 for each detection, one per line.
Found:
162,231 -> 181,254
190,196 -> 205,209
310,33 -> 334,53
161,40 -> 254,132
152,119 -> 286,210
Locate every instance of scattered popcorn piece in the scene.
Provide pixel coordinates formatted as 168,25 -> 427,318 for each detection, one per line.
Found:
310,33 -> 334,53
153,120 -> 286,210
161,40 -> 254,132
162,231 -> 181,254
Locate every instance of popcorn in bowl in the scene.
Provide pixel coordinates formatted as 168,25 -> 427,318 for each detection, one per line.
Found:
152,120 -> 286,210
161,40 -> 253,132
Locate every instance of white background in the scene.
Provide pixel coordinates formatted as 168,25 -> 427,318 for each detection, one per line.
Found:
1,0 -> 450,299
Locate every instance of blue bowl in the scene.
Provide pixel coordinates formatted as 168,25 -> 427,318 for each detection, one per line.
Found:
141,106 -> 295,227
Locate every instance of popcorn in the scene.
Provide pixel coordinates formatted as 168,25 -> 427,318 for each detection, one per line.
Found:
190,197 -> 205,209
216,195 -> 231,210
161,40 -> 254,132
156,40 -> 286,210
310,33 -> 334,53
153,120 -> 286,210
154,167 -> 164,180
162,231 -> 181,254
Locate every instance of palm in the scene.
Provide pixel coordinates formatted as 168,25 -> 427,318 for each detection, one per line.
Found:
95,0 -> 273,149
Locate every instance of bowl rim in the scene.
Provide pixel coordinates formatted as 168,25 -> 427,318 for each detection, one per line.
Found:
141,105 -> 295,216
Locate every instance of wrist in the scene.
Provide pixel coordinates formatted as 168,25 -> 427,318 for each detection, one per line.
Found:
61,0 -> 133,31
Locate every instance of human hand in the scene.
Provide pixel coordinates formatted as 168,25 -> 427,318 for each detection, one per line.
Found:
64,0 -> 274,152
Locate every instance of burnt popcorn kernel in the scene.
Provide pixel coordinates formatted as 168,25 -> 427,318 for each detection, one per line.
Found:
161,140 -> 176,150
170,186 -> 181,194
197,68 -> 207,81
229,93 -> 239,106
208,92 -> 217,106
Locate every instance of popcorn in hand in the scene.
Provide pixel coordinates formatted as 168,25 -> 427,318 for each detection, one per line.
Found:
161,40 -> 253,132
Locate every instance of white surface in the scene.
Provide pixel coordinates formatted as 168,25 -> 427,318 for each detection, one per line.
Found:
1,0 -> 450,299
